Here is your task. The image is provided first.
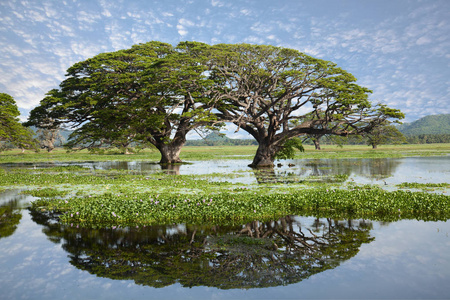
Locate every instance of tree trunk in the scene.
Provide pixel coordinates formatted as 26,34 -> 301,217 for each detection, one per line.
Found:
249,143 -> 277,168
313,139 -> 321,150
372,144 -> 378,149
156,142 -> 184,164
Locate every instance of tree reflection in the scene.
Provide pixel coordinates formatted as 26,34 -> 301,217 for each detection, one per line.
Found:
30,210 -> 374,289
0,191 -> 23,239
262,158 -> 402,184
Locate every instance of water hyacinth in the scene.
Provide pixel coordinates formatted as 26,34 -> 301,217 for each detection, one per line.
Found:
9,160 -> 447,227
30,187 -> 450,227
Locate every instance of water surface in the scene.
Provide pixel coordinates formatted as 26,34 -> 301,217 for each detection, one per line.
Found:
1,156 -> 449,299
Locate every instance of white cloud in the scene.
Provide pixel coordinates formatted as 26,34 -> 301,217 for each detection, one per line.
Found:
77,10 -> 100,24
177,18 -> 195,36
240,9 -> 251,16
177,24 -> 188,36
244,35 -> 265,44
211,0 -> 224,8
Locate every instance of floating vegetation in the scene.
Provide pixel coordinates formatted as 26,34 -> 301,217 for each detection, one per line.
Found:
31,187 -> 450,227
397,182 -> 450,189
1,152 -> 449,228
21,188 -> 69,198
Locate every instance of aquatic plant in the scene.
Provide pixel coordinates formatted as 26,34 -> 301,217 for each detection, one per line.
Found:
21,187 -> 69,198
31,187 -> 450,227
397,182 -> 449,189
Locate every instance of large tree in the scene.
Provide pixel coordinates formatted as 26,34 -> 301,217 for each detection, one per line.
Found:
0,93 -> 37,152
27,41 -> 221,163
208,44 -> 404,167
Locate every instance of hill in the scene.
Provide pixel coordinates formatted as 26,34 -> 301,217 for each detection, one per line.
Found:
398,114 -> 450,135
185,132 -> 257,146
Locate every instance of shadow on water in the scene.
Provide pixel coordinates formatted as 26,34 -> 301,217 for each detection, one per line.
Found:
30,208 -> 374,289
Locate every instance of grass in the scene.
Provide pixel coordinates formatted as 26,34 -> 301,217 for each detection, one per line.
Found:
0,143 -> 449,163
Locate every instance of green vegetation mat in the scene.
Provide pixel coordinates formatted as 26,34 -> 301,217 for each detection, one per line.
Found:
1,162 -> 448,227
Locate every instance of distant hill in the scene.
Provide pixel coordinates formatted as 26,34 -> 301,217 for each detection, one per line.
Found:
398,114 -> 450,135
185,132 -> 257,146
28,126 -> 72,146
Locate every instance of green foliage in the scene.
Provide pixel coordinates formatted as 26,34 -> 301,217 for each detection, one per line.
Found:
26,41 -> 405,166
0,93 -> 38,151
405,134 -> 450,144
30,186 -> 450,227
208,43 -> 404,166
365,121 -> 406,148
397,182 -> 450,189
275,137 -> 305,160
27,41 -> 222,164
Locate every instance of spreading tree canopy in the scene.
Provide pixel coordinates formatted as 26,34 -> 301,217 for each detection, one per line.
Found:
208,44 -> 404,166
27,41 -> 222,163
27,42 -> 404,166
0,93 -> 37,151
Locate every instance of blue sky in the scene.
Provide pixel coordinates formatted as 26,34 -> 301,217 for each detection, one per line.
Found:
1,0 -> 449,138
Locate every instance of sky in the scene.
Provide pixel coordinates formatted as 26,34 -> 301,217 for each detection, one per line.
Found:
1,0 -> 449,138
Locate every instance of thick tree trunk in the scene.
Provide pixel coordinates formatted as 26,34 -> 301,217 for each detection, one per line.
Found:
156,142 -> 184,164
372,144 -> 378,149
249,143 -> 277,168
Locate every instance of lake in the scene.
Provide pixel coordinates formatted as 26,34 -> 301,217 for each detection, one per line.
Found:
0,156 -> 449,299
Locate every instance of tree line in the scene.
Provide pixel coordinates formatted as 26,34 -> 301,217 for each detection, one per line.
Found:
3,41 -> 404,166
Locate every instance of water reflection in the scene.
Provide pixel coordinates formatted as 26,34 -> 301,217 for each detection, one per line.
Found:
0,157 -> 409,184
0,190 -> 30,240
30,208 -> 374,289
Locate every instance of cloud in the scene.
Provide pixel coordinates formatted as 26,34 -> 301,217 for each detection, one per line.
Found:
211,0 -> 225,8
0,0 -> 449,124
177,18 -> 195,36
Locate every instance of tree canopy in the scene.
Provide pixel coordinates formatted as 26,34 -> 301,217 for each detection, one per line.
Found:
208,44 -> 404,166
365,121 -> 406,149
0,93 -> 37,151
27,41 -> 404,166
27,41 -> 222,163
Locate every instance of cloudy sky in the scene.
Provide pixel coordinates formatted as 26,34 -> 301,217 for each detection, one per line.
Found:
1,0 -> 449,131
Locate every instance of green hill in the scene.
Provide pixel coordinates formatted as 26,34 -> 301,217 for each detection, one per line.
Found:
398,114 -> 450,135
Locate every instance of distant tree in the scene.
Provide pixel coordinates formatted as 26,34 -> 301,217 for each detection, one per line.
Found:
0,93 -> 38,152
365,121 -> 406,149
209,44 -> 405,167
36,127 -> 65,152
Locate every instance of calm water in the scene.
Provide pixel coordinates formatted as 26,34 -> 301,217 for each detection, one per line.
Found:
3,156 -> 449,185
1,157 -> 449,299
